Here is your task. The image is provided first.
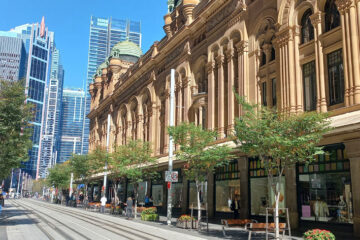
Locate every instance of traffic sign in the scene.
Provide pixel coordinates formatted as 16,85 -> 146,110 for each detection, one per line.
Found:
165,171 -> 178,182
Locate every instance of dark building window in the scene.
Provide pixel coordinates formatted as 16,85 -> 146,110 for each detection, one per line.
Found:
325,0 -> 341,32
301,9 -> 314,44
303,61 -> 317,111
327,49 -> 344,105
270,47 -> 276,61
261,51 -> 266,66
262,82 -> 267,106
272,78 -> 277,107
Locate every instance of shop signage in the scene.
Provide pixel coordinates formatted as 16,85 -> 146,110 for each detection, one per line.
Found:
165,171 -> 178,182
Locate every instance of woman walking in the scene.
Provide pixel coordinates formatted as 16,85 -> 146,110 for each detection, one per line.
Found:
126,197 -> 133,219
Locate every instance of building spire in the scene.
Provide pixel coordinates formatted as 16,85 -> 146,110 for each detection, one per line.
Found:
40,16 -> 45,38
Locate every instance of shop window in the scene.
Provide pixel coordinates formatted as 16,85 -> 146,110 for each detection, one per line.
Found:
127,181 -> 147,205
303,61 -> 317,111
116,181 -> 126,203
262,82 -> 267,106
152,172 -> 164,207
249,158 -> 286,216
325,0 -> 341,32
215,160 -> 240,212
272,78 -> 277,107
298,143 -> 353,224
327,49 -> 344,105
301,9 -> 314,44
189,181 -> 207,210
170,169 -> 183,208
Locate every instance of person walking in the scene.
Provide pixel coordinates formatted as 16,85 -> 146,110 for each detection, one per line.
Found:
100,195 -> 107,213
126,197 -> 133,219
231,194 -> 241,219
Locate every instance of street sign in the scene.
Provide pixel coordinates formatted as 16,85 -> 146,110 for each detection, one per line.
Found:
165,171 -> 178,182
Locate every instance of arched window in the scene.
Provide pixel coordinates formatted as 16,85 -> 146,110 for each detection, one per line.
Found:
325,0 -> 340,32
301,9 -> 314,44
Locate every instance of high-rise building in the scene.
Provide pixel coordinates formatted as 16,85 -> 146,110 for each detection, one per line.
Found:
82,16 -> 142,155
58,88 -> 85,164
0,32 -> 27,81
1,18 -> 55,178
38,48 -> 64,178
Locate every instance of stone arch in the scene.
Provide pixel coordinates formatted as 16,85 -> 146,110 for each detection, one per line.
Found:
295,1 -> 316,26
192,55 -> 207,94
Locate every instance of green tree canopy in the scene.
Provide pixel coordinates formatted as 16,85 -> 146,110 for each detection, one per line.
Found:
168,122 -> 233,222
0,79 -> 33,180
46,162 -> 71,189
233,97 -> 331,239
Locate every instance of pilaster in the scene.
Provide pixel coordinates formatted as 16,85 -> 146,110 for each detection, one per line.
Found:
207,61 -> 215,130
216,52 -> 225,139
236,40 -> 248,116
226,42 -> 235,135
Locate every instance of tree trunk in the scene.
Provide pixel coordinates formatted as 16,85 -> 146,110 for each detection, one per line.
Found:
134,183 -> 138,219
274,191 -> 280,240
196,180 -> 201,229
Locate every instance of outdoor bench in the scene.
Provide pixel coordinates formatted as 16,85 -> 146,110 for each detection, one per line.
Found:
221,219 -> 257,237
245,222 -> 288,240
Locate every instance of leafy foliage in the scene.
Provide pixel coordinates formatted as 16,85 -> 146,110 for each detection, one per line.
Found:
0,79 -> 33,179
46,162 -> 71,189
111,140 -> 158,184
168,123 -> 233,182
303,229 -> 336,240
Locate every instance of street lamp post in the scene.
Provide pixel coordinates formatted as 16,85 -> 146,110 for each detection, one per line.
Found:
102,113 -> 111,199
167,69 -> 175,225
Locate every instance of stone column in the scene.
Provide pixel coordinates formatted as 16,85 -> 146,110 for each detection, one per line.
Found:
217,52 -> 225,138
207,61 -> 215,130
337,0 -> 360,105
236,41 -> 248,116
285,165 -> 299,229
293,26 -> 303,113
176,84 -> 182,125
226,41 -> 235,135
150,104 -> 158,154
310,13 -> 328,112
183,77 -> 191,122
344,138 -> 360,237
238,157 -> 249,219
94,81 -> 102,108
198,106 -> 203,127
207,172 -> 215,218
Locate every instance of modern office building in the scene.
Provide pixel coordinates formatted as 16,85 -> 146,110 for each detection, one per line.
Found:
6,18 -> 54,178
38,48 -> 64,178
0,32 -> 27,81
82,16 -> 142,156
58,88 -> 85,164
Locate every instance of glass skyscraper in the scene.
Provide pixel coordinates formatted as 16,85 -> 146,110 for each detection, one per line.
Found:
3,20 -> 55,178
58,88 -> 85,164
82,16 -> 141,154
38,48 -> 64,178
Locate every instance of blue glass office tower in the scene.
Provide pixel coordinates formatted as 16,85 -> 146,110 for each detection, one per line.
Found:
82,16 -> 141,154
38,48 -> 64,178
8,21 -> 54,178
58,89 -> 85,164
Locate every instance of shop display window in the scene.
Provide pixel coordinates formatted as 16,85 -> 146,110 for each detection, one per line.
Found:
116,182 -> 126,203
172,183 -> 183,208
298,144 -> 353,224
189,182 -> 207,210
127,181 -> 147,205
215,160 -> 240,212
152,185 -> 163,207
93,185 -> 100,202
250,177 -> 286,216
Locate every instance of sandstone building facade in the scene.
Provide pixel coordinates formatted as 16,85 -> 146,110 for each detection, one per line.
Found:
88,0 -> 360,236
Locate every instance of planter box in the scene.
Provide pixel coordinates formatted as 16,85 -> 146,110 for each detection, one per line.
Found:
176,220 -> 198,229
141,213 -> 159,221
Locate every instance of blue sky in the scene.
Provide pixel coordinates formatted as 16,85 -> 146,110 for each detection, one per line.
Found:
1,0 -> 167,88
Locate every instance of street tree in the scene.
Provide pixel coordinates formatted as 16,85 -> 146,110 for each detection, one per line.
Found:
69,154 -> 93,197
111,139 -> 158,218
0,79 -> 33,180
168,123 -> 233,225
233,97 -> 331,239
47,162 -> 71,192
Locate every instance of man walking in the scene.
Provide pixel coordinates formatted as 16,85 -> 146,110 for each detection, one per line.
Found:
100,195 -> 107,213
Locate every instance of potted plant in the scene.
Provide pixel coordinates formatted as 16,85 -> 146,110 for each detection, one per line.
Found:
303,229 -> 336,240
176,215 -> 197,229
140,207 -> 159,221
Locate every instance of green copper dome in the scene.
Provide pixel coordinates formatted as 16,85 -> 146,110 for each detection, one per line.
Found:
109,40 -> 142,62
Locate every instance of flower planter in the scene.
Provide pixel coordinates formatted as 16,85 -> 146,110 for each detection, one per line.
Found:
141,213 -> 159,221
176,220 -> 198,229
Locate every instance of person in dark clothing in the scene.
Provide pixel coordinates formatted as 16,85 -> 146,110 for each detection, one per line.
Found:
231,195 -> 241,219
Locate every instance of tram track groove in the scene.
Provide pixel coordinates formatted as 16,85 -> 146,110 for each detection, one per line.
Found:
23,199 -> 161,240
14,200 -> 92,240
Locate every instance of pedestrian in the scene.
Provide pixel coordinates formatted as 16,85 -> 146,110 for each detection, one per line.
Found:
231,194 -> 241,219
100,195 -> 107,213
126,197 -> 133,219
83,195 -> 89,210
144,195 -> 149,207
